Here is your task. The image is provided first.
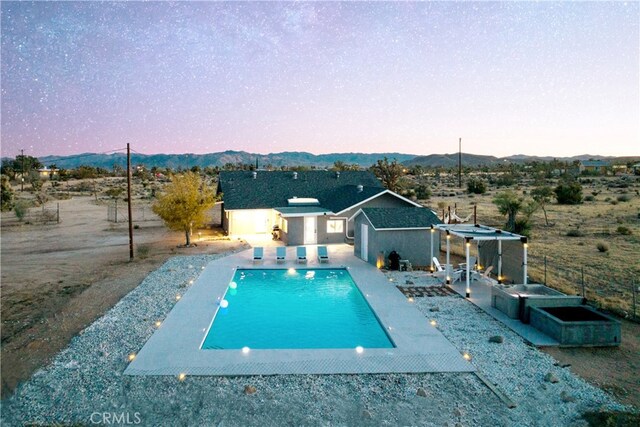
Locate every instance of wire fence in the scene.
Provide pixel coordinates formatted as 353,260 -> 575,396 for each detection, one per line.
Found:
107,201 -> 157,223
527,254 -> 638,321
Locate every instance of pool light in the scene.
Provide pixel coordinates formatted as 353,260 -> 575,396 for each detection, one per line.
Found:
288,268 -> 296,274
242,346 -> 250,354
229,281 -> 238,289
220,299 -> 229,308
355,346 -> 364,354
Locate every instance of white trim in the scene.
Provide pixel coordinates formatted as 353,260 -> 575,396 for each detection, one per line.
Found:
277,211 -> 334,218
334,189 -> 422,215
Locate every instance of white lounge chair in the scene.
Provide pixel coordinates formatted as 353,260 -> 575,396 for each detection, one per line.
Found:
296,246 -> 307,264
471,265 -> 494,282
432,257 -> 461,283
317,246 -> 329,263
253,247 -> 264,264
276,247 -> 286,264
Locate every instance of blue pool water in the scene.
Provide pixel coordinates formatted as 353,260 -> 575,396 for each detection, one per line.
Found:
201,268 -> 394,350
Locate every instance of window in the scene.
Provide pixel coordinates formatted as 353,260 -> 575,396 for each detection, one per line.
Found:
281,218 -> 288,233
327,219 -> 344,234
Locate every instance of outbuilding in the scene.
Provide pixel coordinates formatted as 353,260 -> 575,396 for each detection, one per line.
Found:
351,207 -> 441,268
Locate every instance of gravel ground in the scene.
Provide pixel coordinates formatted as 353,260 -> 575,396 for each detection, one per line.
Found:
1,259 -> 630,426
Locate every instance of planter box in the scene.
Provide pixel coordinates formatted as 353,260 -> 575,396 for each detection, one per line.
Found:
529,306 -> 621,347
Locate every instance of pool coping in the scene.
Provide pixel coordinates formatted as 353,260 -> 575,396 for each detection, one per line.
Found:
125,245 -> 474,376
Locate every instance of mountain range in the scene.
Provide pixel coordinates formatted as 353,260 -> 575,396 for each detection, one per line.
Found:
26,150 -> 628,170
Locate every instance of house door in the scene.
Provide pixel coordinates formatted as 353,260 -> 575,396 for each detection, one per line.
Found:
360,224 -> 368,262
304,217 -> 317,245
254,211 -> 268,233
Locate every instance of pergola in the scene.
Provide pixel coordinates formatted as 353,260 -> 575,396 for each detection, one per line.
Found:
430,223 -> 528,297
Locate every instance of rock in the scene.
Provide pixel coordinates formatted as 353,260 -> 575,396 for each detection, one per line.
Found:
429,307 -> 440,312
455,423 -> 463,427
416,387 -> 428,397
406,280 -> 414,285
453,408 -> 463,417
488,335 -> 504,343
244,385 -> 257,395
544,373 -> 559,384
560,391 -> 576,403
362,410 -> 372,419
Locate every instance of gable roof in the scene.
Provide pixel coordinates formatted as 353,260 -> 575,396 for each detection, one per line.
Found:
218,170 -> 385,211
356,207 -> 442,230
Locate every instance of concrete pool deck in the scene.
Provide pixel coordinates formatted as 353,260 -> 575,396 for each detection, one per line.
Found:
125,245 -> 474,376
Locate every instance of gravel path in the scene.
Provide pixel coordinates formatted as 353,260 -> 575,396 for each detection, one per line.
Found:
1,259 -> 629,426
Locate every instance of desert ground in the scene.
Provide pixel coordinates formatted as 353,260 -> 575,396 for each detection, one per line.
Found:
1,174 -> 638,413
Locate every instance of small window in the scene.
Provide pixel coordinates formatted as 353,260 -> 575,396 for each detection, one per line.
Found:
281,218 -> 288,233
327,219 -> 344,234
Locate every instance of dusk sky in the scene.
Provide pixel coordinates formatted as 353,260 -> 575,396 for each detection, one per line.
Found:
1,1 -> 638,158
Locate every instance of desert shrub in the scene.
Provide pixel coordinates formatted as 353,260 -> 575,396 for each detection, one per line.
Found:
437,201 -> 447,210
604,197 -> 611,202
617,194 -> 630,202
1,175 -> 14,211
584,195 -> 595,202
14,200 -> 30,221
555,180 -> 583,204
137,244 -> 150,259
415,184 -> 432,200
466,178 -> 487,194
514,218 -> 531,237
596,242 -> 609,253
494,174 -> 516,187
616,226 -> 632,235
610,200 -> 618,205
566,229 -> 584,237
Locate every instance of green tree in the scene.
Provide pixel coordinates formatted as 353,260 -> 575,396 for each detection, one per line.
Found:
493,191 -> 522,232
554,180 -> 583,205
531,185 -> 553,226
152,172 -> 216,246
467,178 -> 487,194
371,157 -> 404,192
1,175 -> 14,211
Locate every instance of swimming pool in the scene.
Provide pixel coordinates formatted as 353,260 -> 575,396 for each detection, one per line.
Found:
201,268 -> 394,350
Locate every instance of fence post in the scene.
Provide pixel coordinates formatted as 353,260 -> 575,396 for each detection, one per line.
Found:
115,200 -> 118,223
544,256 -> 547,285
632,279 -> 637,320
57,203 -> 60,223
581,267 -> 585,299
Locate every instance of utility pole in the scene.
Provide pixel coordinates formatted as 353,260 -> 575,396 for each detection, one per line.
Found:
127,143 -> 134,260
20,149 -> 25,192
458,138 -> 462,188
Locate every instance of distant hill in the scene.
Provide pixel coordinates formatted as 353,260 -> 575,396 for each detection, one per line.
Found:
36,151 -> 417,170
12,151 -> 634,170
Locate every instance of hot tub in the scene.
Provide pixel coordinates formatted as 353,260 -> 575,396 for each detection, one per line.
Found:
491,284 -> 583,322
529,306 -> 621,347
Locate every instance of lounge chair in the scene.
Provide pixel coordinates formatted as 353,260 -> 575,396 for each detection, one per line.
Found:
276,247 -> 286,264
317,246 -> 329,263
296,246 -> 307,264
471,265 -> 494,282
432,257 -> 461,283
253,247 -> 264,264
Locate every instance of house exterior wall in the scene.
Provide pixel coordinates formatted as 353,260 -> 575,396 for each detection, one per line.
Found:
225,209 -> 278,236
342,192 -> 417,236
353,214 -> 439,268
316,216 -> 347,245
281,217 -> 304,246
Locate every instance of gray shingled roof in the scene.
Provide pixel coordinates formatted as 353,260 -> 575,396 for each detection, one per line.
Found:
360,207 -> 441,229
218,170 -> 385,211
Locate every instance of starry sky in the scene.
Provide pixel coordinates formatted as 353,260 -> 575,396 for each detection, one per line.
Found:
1,1 -> 638,158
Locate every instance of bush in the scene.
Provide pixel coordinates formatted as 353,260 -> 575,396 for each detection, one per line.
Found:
415,185 -> 432,200
617,194 -> 631,202
555,180 -> 583,204
14,200 -> 30,221
596,242 -> 609,253
467,178 -> 487,194
566,229 -> 584,237
584,195 -> 595,202
514,218 -> 531,237
1,175 -> 14,211
616,226 -> 632,235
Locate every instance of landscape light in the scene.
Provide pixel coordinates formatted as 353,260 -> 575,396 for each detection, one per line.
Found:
128,353 -> 136,361
242,346 -> 250,354
189,280 -> 194,285
220,299 -> 229,308
355,346 -> 364,354
155,321 -> 162,328
463,353 -> 472,361
430,320 -> 437,326
178,373 -> 186,381
408,297 -> 414,303
176,294 -> 181,301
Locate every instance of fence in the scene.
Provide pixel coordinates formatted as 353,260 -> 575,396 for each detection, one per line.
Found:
107,201 -> 156,223
16,203 -> 60,224
527,254 -> 638,321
